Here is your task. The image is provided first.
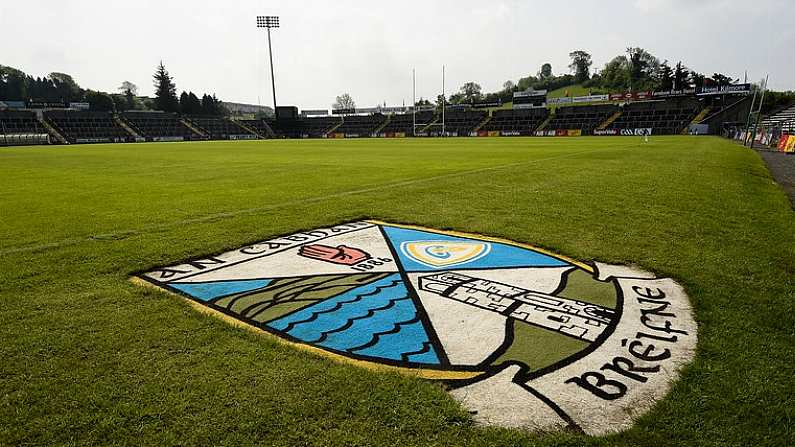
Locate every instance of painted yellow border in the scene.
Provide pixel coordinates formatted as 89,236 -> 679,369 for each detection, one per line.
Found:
367,220 -> 594,273
131,277 -> 482,381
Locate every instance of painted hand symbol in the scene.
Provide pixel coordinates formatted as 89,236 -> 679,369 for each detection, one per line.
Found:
299,244 -> 371,266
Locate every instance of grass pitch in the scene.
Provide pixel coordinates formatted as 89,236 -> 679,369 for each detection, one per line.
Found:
1,136 -> 793,446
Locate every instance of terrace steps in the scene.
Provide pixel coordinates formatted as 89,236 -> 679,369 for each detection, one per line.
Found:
535,114 -> 554,132
597,110 -> 623,130
373,115 -> 392,135
472,115 -> 492,133
233,119 -> 266,139
420,117 -> 439,133
114,115 -> 142,139
324,118 -> 345,137
37,114 -> 68,144
181,118 -> 209,139
682,106 -> 713,134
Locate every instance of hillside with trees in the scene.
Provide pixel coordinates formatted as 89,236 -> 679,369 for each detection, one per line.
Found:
446,47 -> 795,115
0,62 -> 228,116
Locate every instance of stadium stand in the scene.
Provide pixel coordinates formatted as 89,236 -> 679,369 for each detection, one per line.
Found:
379,111 -> 436,135
436,110 -> 488,136
609,100 -> 701,135
237,119 -> 273,138
547,105 -> 619,135
187,116 -> 256,139
0,110 -> 50,146
268,116 -> 342,138
333,114 -> 387,137
121,112 -> 202,141
0,110 -> 46,134
44,111 -> 130,144
761,103 -> 795,132
483,109 -> 549,135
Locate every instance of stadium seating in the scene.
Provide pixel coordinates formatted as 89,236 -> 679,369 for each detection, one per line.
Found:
237,119 -> 274,137
609,100 -> 700,135
44,111 -> 130,143
333,114 -> 387,137
379,111 -> 436,135
268,116 -> 342,138
546,105 -> 619,134
483,108 -> 549,135
761,103 -> 795,132
434,110 -> 488,136
121,112 -> 201,141
0,110 -> 46,134
187,116 -> 256,139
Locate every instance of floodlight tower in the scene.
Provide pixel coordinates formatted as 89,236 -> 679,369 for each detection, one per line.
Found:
257,15 -> 280,115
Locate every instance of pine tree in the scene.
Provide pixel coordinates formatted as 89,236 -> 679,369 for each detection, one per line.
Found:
179,91 -> 190,113
153,61 -> 178,112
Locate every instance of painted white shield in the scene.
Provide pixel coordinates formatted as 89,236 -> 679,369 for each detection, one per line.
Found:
400,241 -> 491,268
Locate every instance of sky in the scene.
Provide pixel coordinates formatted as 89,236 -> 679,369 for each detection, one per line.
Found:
1,0 -> 792,110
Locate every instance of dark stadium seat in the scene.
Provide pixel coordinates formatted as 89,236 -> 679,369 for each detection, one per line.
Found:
268,116 -> 342,138
482,108 -> 549,135
186,116 -> 256,140
546,104 -> 619,134
0,110 -> 45,134
44,111 -> 130,144
238,119 -> 274,137
430,110 -> 487,136
379,111 -> 435,135
121,112 -> 203,141
608,99 -> 701,135
332,114 -> 387,137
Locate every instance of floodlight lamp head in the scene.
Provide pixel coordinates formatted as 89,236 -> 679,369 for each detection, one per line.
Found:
256,15 -> 280,28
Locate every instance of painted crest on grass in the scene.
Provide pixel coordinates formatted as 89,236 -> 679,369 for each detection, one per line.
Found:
136,221 -> 697,435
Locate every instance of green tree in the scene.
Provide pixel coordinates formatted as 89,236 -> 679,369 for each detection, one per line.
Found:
600,56 -> 631,90
124,89 -> 136,110
539,63 -> 553,80
625,47 -> 660,90
435,94 -> 446,111
153,62 -> 179,112
118,81 -> 138,96
180,91 -> 202,115
111,94 -> 128,111
568,51 -> 592,84
690,72 -> 706,89
200,94 -> 226,116
49,72 -> 83,102
657,61 -> 674,90
85,90 -> 115,111
4,70 -> 27,101
459,82 -> 483,103
516,74 -> 539,91
673,62 -> 690,90
710,73 -> 736,87
333,93 -> 355,112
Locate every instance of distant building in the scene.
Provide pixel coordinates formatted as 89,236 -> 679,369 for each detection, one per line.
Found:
222,102 -> 273,117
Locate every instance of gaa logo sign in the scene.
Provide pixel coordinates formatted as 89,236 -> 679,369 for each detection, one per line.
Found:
136,221 -> 696,435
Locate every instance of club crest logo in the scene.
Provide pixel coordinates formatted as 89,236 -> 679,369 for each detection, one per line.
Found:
135,220 -> 697,436
401,241 -> 490,268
